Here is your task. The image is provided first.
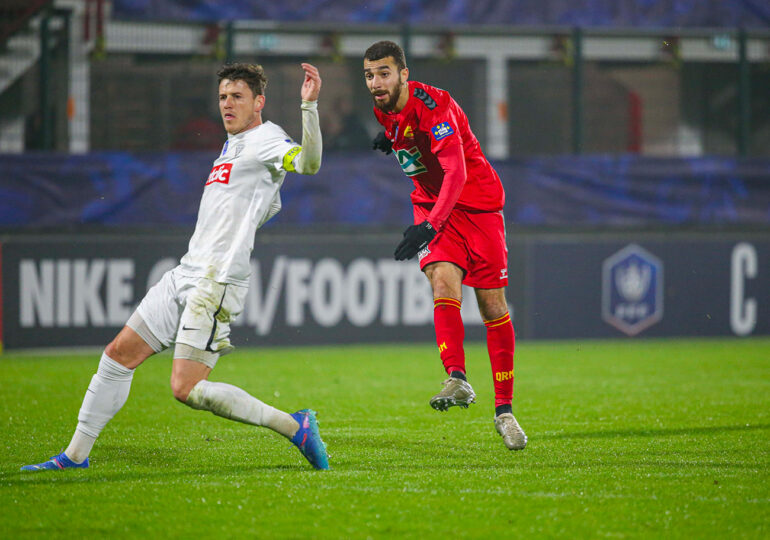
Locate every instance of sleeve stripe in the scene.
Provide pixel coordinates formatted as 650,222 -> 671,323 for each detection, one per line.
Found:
282,146 -> 302,172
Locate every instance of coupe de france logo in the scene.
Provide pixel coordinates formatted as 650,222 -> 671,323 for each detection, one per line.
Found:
602,244 -> 663,336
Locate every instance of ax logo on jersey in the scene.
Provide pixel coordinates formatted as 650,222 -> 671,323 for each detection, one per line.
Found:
206,163 -> 233,186
431,122 -> 454,141
396,147 -> 427,177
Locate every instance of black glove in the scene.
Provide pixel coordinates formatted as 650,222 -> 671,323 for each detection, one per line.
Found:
394,220 -> 437,261
372,131 -> 393,155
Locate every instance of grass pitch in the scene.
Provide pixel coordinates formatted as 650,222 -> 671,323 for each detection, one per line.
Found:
1,338 -> 769,538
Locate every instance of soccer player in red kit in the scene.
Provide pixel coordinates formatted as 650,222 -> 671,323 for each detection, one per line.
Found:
364,40 -> 526,450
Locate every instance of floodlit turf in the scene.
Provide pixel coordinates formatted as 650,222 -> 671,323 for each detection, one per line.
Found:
1,338 -> 769,538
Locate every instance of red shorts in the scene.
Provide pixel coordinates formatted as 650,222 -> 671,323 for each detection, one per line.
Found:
414,205 -> 508,288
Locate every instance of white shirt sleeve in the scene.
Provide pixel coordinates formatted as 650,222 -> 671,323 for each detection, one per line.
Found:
289,100 -> 322,175
253,126 -> 299,175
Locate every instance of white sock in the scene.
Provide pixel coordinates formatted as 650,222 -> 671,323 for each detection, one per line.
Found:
186,380 -> 299,438
65,352 -> 134,463
65,430 -> 96,464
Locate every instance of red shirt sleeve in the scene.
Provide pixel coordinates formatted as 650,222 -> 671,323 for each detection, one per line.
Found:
428,142 -> 466,231
419,95 -> 466,231
421,97 -> 460,155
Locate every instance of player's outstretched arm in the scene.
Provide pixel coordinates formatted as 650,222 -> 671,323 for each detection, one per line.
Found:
293,63 -> 322,175
300,62 -> 321,102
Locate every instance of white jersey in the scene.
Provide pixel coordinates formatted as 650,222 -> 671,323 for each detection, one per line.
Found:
179,121 -> 300,286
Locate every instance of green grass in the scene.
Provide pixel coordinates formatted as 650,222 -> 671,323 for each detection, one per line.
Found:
1,338 -> 769,539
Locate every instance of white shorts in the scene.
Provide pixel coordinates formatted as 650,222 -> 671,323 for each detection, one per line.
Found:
133,267 -> 247,364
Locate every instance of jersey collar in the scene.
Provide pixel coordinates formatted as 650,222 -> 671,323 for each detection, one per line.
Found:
227,121 -> 265,141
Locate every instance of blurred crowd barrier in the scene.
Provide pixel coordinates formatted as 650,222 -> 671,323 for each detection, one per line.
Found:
2,152 -> 769,228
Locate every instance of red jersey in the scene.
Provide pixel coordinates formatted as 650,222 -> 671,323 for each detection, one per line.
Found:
373,80 -> 504,231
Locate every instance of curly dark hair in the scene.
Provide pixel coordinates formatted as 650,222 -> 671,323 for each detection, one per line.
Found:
216,63 -> 268,97
364,41 -> 407,71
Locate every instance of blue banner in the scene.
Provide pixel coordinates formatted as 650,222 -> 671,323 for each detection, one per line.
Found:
1,152 -> 769,228
112,0 -> 770,28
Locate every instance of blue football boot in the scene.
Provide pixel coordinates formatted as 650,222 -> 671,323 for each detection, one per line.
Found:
290,409 -> 329,470
21,451 -> 89,472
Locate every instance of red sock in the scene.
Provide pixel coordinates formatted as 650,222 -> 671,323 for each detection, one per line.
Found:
433,297 -> 465,375
485,312 -> 515,407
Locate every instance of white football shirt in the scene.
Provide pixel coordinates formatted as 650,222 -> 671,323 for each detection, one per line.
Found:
179,121 -> 300,286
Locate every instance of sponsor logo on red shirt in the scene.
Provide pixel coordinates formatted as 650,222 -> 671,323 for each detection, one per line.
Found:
206,163 -> 233,186
396,146 -> 427,177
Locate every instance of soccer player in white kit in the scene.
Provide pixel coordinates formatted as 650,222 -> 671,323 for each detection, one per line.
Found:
22,62 -> 330,471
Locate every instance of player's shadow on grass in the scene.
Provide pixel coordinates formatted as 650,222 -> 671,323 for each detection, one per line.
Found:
5,462 -> 312,486
5,444 -> 316,485
539,423 -> 770,440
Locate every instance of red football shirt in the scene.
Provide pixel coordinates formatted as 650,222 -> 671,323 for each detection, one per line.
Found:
373,80 -> 504,230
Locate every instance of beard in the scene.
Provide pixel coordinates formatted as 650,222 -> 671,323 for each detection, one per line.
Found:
372,77 -> 404,112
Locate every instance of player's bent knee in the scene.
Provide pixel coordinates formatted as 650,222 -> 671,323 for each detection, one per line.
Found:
432,276 -> 452,296
476,292 -> 508,321
478,301 -> 507,321
170,375 -> 198,403
170,369 -> 206,402
171,344 -> 218,402
426,265 -> 463,299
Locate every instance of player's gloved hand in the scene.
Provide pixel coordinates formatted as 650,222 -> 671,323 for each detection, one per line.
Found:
394,220 -> 437,261
372,131 -> 393,155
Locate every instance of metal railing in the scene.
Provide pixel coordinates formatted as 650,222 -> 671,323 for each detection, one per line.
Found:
0,0 -> 52,46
